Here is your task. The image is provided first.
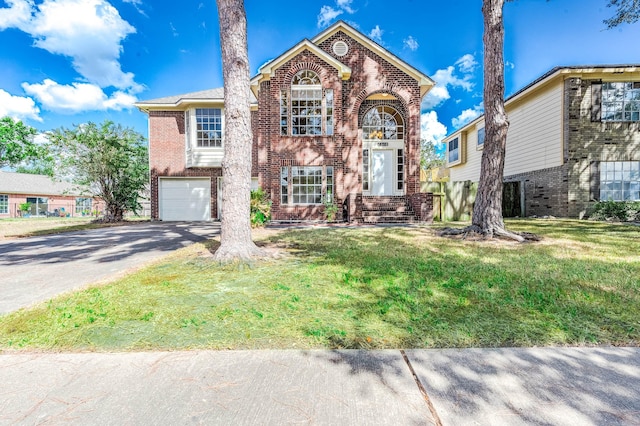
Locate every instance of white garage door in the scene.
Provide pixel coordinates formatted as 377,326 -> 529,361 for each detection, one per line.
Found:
159,178 -> 211,221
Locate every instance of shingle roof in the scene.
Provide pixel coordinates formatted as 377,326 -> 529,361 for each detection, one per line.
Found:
137,87 -> 258,105
0,171 -> 87,196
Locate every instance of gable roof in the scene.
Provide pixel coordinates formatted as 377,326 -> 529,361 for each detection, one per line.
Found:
135,88 -> 258,112
250,38 -> 352,97
250,21 -> 434,98
0,171 -> 88,196
312,21 -> 434,97
444,64 -> 640,141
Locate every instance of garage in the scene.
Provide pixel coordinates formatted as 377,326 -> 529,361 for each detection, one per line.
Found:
159,178 -> 211,221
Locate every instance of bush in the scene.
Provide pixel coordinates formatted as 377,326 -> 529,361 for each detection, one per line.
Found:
589,200 -> 640,222
250,188 -> 271,227
324,198 -> 339,222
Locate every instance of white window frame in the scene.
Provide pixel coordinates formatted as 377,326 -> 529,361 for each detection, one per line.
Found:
280,166 -> 334,205
283,70 -> 334,137
186,108 -> 225,149
602,82 -> 640,122
600,161 -> 640,201
75,197 -> 93,215
0,194 -> 7,214
447,137 -> 461,166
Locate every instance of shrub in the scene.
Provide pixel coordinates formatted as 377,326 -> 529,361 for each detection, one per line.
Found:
324,198 -> 339,222
250,188 -> 271,227
589,200 -> 640,222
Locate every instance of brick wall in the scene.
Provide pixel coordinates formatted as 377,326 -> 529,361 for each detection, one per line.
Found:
564,77 -> 640,218
504,165 -> 569,217
148,111 -> 222,220
255,30 -> 423,221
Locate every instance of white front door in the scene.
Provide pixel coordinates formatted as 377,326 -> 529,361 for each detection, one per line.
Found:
372,150 -> 393,196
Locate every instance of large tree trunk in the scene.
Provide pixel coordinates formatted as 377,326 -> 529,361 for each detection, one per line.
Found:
471,0 -> 523,242
214,0 -> 265,261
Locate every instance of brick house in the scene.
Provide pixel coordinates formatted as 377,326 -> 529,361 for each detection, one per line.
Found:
0,170 -> 103,218
443,65 -> 640,219
136,21 -> 435,223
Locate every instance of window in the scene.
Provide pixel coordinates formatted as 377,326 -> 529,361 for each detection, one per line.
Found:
600,161 -> 640,201
280,167 -> 289,205
280,90 -> 288,136
602,82 -> 640,122
75,197 -> 93,214
280,166 -> 334,205
397,149 -> 404,191
477,127 -> 485,147
448,137 -> 460,164
195,108 -> 223,147
26,197 -> 48,216
363,106 -> 404,140
325,89 -> 334,136
0,194 -> 7,214
282,70 -> 334,136
362,149 -> 370,191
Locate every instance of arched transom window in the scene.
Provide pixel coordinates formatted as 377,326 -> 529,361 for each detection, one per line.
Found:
363,106 -> 404,140
280,70 -> 334,136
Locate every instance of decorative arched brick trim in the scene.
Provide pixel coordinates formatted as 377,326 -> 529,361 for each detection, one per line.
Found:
282,62 -> 328,87
358,99 -> 408,131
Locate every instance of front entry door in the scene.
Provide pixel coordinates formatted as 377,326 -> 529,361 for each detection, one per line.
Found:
372,150 -> 393,196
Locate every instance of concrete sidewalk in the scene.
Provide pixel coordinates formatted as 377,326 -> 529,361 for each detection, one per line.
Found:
1,347 -> 638,425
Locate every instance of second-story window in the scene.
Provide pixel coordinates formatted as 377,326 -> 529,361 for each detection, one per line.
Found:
281,70 -> 334,136
602,82 -> 640,122
196,108 -> 223,147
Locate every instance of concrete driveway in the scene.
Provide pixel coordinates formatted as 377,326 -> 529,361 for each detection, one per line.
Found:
0,222 -> 220,314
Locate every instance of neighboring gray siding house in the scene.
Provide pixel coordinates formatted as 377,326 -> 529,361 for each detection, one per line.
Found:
444,65 -> 640,219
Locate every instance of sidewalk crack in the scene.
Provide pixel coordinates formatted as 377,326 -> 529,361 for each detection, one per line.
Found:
400,350 -> 443,426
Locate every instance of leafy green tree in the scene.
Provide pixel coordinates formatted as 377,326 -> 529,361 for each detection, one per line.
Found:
48,121 -> 149,222
0,116 -> 40,168
420,140 -> 445,172
15,150 -> 55,176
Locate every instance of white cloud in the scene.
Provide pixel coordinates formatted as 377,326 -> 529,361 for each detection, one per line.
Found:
22,79 -> 136,113
0,0 -> 32,29
403,35 -> 419,51
456,54 -> 477,74
122,0 -> 146,16
368,25 -> 383,43
0,89 -> 41,122
505,60 -> 515,69
451,102 -> 484,129
170,22 -> 178,37
336,0 -> 355,14
423,54 -> 478,109
421,111 -> 447,146
0,0 -> 141,92
317,5 -> 343,28
317,0 -> 356,28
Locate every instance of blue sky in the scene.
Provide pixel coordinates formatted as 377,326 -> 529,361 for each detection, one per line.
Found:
1,0 -> 639,148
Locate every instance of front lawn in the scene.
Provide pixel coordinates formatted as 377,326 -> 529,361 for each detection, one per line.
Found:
1,219 -> 638,351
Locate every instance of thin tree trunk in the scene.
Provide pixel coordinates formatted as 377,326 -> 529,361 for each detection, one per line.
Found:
214,0 -> 265,261
471,0 -> 524,242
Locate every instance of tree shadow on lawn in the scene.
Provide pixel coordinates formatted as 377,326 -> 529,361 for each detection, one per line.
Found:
267,226 -> 640,349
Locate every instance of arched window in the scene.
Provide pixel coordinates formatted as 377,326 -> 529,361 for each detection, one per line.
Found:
362,106 -> 404,140
280,70 -> 333,136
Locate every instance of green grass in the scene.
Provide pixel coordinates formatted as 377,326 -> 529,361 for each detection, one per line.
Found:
1,219 -> 639,351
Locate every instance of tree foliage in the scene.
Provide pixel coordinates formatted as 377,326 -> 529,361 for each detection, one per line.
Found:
420,140 -> 445,172
604,0 -> 640,27
0,116 -> 40,168
15,150 -> 55,176
48,121 -> 149,222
